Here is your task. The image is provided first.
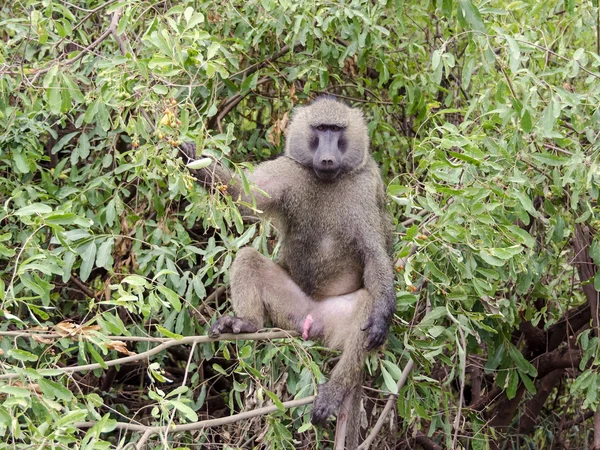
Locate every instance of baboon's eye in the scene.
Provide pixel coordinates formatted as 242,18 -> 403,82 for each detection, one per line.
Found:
310,136 -> 319,150
331,125 -> 340,132
316,125 -> 326,131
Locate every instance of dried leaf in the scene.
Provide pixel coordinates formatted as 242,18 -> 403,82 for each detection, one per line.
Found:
31,334 -> 55,345
106,340 -> 136,356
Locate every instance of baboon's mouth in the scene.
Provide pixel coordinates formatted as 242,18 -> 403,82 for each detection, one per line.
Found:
314,168 -> 340,180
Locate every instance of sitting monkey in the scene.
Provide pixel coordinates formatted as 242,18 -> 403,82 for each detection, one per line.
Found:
180,96 -> 396,433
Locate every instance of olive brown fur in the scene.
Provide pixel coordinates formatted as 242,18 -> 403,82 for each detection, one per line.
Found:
180,97 -> 396,448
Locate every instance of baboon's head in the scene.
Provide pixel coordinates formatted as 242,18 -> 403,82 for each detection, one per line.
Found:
284,96 -> 369,180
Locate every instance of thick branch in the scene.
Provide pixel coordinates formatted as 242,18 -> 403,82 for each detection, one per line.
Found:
518,370 -> 564,435
533,347 -> 581,378
547,302 -> 591,352
414,432 -> 444,450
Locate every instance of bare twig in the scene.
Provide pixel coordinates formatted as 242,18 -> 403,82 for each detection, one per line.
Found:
357,359 -> 414,450
29,9 -> 122,79
76,395 -> 314,435
134,429 -> 153,450
515,38 -> 600,80
452,326 -> 467,449
334,390 -> 354,450
71,276 -> 96,298
0,330 -> 299,380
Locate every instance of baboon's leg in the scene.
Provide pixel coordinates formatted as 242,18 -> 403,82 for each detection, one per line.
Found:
210,247 -> 324,336
311,289 -> 370,427
210,247 -> 367,436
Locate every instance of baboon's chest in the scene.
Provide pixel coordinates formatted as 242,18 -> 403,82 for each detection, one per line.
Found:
277,185 -> 362,295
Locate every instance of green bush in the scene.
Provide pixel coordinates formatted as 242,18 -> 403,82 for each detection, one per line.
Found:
1,0 -> 600,448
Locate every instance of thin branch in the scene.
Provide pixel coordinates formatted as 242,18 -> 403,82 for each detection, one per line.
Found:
452,326 -> 467,449
134,429 -> 152,450
0,331 -> 172,341
400,208 -> 429,228
515,38 -> 600,80
0,330 -> 299,380
71,276 -> 96,298
356,359 -> 414,450
28,9 -> 122,79
75,396 -> 315,434
238,42 -> 303,79
564,410 -> 595,430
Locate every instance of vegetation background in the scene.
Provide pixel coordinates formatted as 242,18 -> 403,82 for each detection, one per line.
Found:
1,0 -> 600,448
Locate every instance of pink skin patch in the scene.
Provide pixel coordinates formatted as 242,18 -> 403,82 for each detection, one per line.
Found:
302,314 -> 314,340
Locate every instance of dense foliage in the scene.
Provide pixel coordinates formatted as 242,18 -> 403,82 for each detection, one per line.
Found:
1,0 -> 600,448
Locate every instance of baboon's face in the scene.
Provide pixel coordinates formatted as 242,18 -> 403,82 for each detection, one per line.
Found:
284,97 -> 368,179
309,124 -> 346,180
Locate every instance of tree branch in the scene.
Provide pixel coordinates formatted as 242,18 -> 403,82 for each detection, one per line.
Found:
357,359 -> 414,450
75,395 -> 314,434
0,330 -> 299,380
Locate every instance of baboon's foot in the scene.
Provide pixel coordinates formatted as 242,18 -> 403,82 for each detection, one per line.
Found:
311,381 -> 345,424
209,316 -> 258,337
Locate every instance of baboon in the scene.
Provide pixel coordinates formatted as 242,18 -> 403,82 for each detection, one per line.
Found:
180,96 -> 395,438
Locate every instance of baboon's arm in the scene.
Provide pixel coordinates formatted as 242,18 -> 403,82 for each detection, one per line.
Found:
179,142 -> 293,214
359,235 -> 396,350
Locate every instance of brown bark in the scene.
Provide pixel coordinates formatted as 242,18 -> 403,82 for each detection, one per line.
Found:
488,385 -> 526,428
414,432 -> 444,450
518,370 -> 564,435
573,225 -> 600,449
534,347 -> 581,377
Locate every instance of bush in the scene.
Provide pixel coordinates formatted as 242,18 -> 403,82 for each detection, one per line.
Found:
1,0 -> 600,448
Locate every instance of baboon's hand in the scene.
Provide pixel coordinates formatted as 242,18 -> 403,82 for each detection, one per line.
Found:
311,382 -> 344,424
178,142 -> 197,162
209,316 -> 258,337
361,314 -> 390,350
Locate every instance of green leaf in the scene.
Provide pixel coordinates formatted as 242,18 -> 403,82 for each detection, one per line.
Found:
509,345 -> 537,376
488,245 -> 523,260
593,272 -> 600,291
96,238 -> 114,269
186,158 -> 212,170
56,409 -> 89,428
381,365 -> 399,394
265,389 -> 285,411
48,78 -> 63,114
152,84 -> 169,95
86,342 -> 108,369
80,242 -> 97,282
457,0 -> 485,32
171,400 -> 199,422
512,190 -> 537,216
518,370 -> 536,394
156,325 -> 183,339
506,35 -> 520,73
0,386 -> 31,397
382,360 -> 403,380
14,203 -> 52,217
506,369 -> 518,399
521,109 -> 532,133
38,378 -> 74,401
156,285 -> 182,312
478,250 -> 505,267
531,152 -> 567,166
505,226 -> 535,248
7,349 -> 38,362
591,240 -> 600,266
121,275 -> 148,287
